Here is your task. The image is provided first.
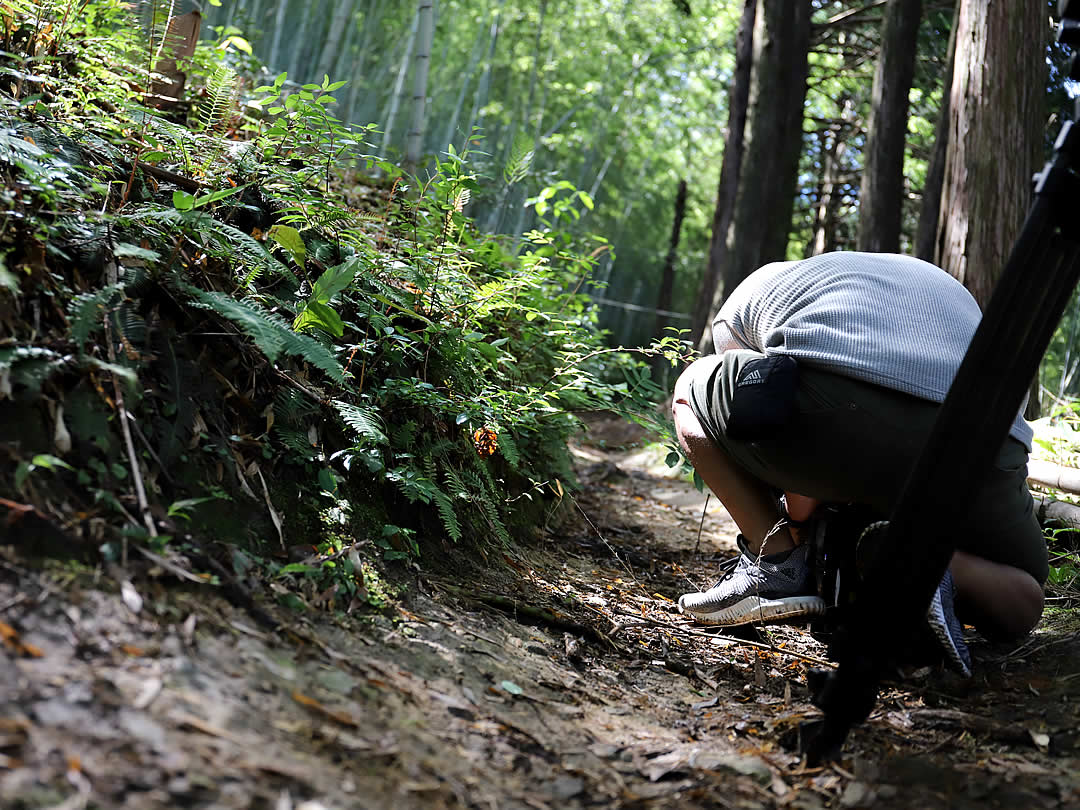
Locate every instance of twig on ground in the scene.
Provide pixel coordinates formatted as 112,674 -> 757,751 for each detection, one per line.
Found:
435,581 -> 619,650
102,267 -> 157,551
908,708 -> 1039,746
568,493 -> 644,591
598,604 -> 835,668
693,493 -> 710,554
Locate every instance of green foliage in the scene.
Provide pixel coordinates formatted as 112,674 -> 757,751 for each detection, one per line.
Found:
69,284 -> 124,351
183,287 -> 346,383
0,0 -> 692,621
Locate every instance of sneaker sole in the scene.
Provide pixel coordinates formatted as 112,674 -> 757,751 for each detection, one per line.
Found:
679,594 -> 826,626
927,590 -> 972,677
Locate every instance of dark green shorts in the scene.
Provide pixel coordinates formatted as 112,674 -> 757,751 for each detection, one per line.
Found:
686,349 -> 1047,584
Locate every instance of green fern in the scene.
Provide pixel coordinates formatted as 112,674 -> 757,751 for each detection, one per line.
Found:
0,347 -> 67,397
330,400 -> 387,445
424,458 -> 462,543
273,388 -> 320,425
274,426 -> 318,460
191,215 -> 290,280
463,466 -> 510,546
197,64 -> 238,134
68,284 -> 123,351
496,429 -> 521,469
183,287 -> 345,383
503,132 -> 534,186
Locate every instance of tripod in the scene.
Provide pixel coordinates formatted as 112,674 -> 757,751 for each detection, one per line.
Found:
800,2 -> 1080,764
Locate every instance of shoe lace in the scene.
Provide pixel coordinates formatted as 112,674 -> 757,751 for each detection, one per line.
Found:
706,554 -> 741,590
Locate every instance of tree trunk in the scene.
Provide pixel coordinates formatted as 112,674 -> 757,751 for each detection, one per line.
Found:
465,0 -> 508,142
289,0 -> 326,82
315,0 -> 355,83
857,0 -> 922,254
405,0 -> 436,168
441,5 -> 491,150
688,0 -> 755,349
379,8 -> 419,156
652,178 -> 689,382
914,0 -> 959,263
701,0 -> 811,352
807,106 -> 852,257
267,0 -> 289,73
935,0 -> 1044,309
1032,494 -> 1080,533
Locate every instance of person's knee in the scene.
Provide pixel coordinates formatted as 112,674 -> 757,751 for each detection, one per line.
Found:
1001,576 -> 1045,640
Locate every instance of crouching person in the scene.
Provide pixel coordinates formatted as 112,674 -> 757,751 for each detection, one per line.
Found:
671,252 -> 1047,676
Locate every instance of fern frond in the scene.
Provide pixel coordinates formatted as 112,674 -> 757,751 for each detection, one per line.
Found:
274,426 -> 318,460
0,346 -> 68,397
198,64 -> 238,134
443,466 -> 470,500
183,287 -> 345,383
496,429 -> 521,469
330,400 -> 387,445
422,457 -> 462,542
68,284 -> 123,351
453,187 -> 471,212
191,215 -> 291,280
433,487 -> 462,542
503,132 -> 534,186
273,388 -> 320,425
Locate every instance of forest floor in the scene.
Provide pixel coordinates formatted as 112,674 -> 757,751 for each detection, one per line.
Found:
2,415 -> 1080,810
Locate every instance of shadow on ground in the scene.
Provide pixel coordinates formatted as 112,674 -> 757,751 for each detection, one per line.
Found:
1,414 -> 1078,808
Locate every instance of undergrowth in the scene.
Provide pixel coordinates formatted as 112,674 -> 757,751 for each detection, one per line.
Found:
0,1 -> 692,614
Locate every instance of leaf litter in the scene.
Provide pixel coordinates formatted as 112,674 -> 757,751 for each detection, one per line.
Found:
0,414 -> 1078,808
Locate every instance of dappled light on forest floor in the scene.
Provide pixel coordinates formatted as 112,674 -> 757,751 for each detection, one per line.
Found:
0,415 -> 1077,808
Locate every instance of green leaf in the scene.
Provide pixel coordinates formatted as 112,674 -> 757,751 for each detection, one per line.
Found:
191,184 -> 248,209
500,680 -> 523,695
318,467 -> 338,493
276,562 -> 318,576
268,224 -> 307,267
293,300 -> 343,337
114,243 -> 160,261
330,400 -> 387,445
220,35 -> 252,54
172,190 -> 194,211
30,454 -> 75,472
309,259 -> 359,304
692,470 -> 704,492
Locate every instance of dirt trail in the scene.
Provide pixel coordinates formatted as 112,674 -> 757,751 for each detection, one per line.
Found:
1,416 -> 1079,809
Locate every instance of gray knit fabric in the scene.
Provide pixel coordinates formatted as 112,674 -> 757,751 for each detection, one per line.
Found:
714,251 -> 1033,449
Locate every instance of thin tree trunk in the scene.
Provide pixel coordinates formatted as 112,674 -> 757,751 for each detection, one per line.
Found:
652,178 -> 688,382
702,0 -> 811,352
267,0 -> 289,73
289,0 -> 327,82
857,0 -> 922,253
406,0 -> 436,168
807,110 -> 851,256
442,5 -> 490,150
315,0 -> 354,83
380,9 -> 419,156
330,7 -> 361,82
689,0 -> 755,348
465,0 -> 508,141
914,0 -> 959,263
